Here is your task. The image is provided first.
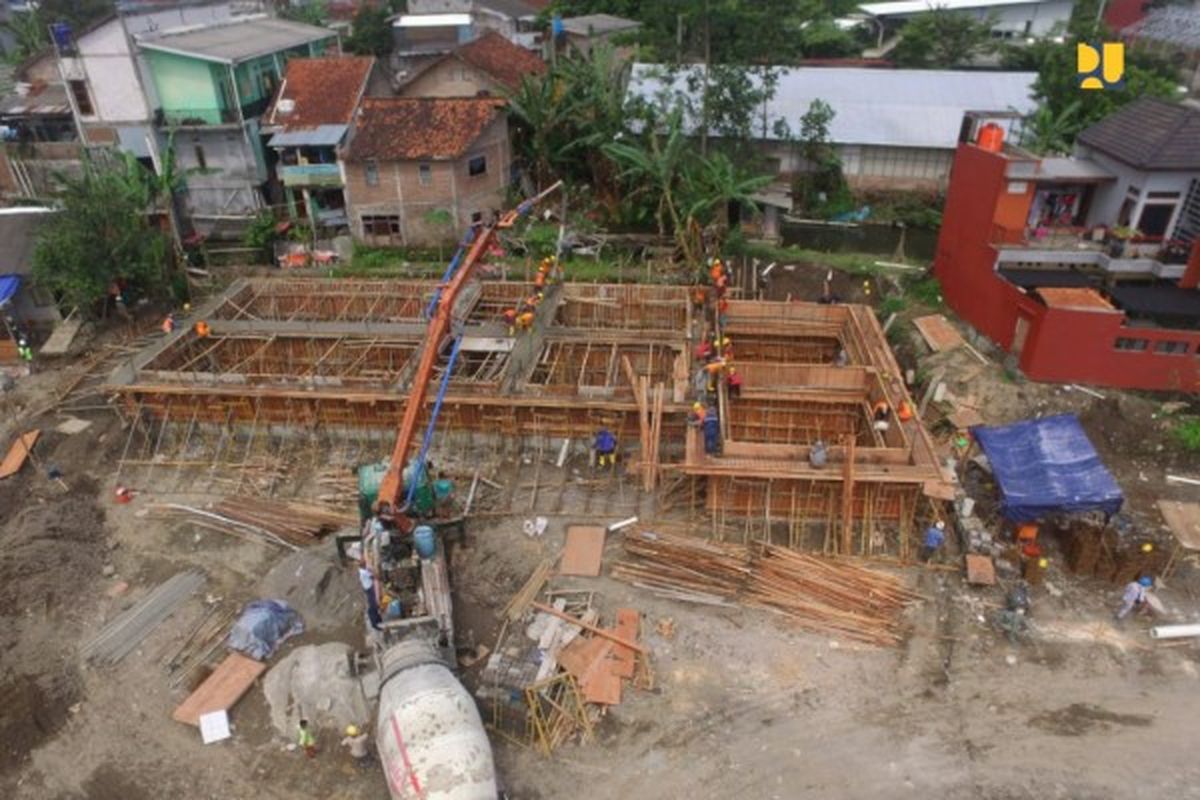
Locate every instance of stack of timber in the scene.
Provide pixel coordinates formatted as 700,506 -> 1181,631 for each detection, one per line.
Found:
159,497 -> 356,549
613,529 -> 919,646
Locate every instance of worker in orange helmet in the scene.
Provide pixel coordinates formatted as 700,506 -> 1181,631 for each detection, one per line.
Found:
897,399 -> 914,422
872,399 -> 891,432
502,308 -> 517,335
709,259 -> 724,283
195,320 -> 211,338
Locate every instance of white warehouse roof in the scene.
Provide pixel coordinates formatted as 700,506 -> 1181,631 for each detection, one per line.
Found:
628,64 -> 1038,150
859,0 -> 1045,16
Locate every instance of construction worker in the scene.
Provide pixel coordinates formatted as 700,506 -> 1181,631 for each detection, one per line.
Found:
594,428 -> 617,468
195,320 -> 211,338
358,559 -> 382,631
725,367 -> 742,397
692,287 -> 709,310
704,357 -> 726,392
16,336 -> 32,363
718,336 -> 733,360
717,297 -> 729,328
161,312 -> 176,334
1115,574 -> 1154,621
702,406 -> 721,456
897,399 -> 914,422
687,402 -> 705,427
502,308 -> 517,335
872,399 -> 891,432
515,310 -> 535,333
835,348 -> 849,367
709,258 -> 725,283
694,336 -> 714,362
298,718 -> 317,758
920,520 -> 946,563
809,439 -> 827,469
340,724 -> 371,767
534,270 -> 547,290
714,273 -> 728,298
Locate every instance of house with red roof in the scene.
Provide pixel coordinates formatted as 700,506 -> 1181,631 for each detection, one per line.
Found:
341,96 -> 510,245
263,55 -> 376,231
398,31 -> 546,98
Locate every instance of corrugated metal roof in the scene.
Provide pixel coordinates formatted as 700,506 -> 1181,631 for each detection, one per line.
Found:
269,124 -> 348,147
628,64 -> 1037,149
1127,6 -> 1200,50
859,0 -> 1044,15
560,14 -> 641,36
138,18 -> 334,64
0,82 -> 71,116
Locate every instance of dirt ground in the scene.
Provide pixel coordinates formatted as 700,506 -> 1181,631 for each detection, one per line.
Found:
2,287 -> 1200,800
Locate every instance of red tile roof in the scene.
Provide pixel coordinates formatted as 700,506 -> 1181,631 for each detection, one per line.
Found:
346,97 -> 505,161
453,31 -> 547,91
267,56 -> 375,129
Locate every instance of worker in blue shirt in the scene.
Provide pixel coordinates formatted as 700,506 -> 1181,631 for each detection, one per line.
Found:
594,428 -> 617,468
702,406 -> 721,456
919,520 -> 946,562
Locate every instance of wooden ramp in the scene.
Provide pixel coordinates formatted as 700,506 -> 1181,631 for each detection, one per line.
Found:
560,525 -> 606,576
172,652 -> 266,726
39,318 -> 84,356
913,314 -> 964,353
0,430 -> 39,479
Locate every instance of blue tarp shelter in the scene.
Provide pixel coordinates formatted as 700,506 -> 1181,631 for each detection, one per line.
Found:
970,414 -> 1123,523
0,275 -> 20,307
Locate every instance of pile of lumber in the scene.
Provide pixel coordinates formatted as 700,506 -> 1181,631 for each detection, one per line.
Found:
534,602 -> 647,707
83,571 -> 206,665
613,529 -> 920,646
159,496 -> 356,549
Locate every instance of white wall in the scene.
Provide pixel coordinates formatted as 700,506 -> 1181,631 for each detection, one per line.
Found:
765,140 -> 954,187
1077,145 -> 1200,237
890,0 -> 1072,38
66,20 -> 148,124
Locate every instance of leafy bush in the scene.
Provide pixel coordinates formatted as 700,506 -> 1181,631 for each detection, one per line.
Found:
905,276 -> 943,307
1174,418 -> 1200,452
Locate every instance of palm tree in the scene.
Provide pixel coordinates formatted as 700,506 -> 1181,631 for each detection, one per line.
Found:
1020,100 -> 1082,156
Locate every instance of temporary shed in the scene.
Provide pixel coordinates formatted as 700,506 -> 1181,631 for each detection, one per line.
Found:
970,414 -> 1123,522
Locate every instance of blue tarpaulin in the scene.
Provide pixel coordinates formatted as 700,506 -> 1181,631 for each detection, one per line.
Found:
970,414 -> 1123,522
0,275 -> 20,307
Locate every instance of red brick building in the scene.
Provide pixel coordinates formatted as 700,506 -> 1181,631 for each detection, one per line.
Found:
933,103 -> 1200,392
341,97 -> 509,246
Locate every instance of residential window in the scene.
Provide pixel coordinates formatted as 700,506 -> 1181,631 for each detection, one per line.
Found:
1136,202 -> 1177,238
194,145 -> 207,171
365,160 -> 379,186
467,155 -> 486,177
419,163 -> 432,186
68,80 -> 93,116
362,214 -> 400,236
1114,337 -> 1149,352
1154,340 -> 1190,355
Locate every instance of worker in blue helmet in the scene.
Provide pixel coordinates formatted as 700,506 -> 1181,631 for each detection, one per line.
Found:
1114,573 -> 1154,622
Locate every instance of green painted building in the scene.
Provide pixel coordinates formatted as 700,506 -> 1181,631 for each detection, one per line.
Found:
138,17 -> 336,224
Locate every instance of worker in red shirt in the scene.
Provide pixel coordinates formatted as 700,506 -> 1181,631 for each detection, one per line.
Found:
726,367 -> 743,397
502,308 -> 517,335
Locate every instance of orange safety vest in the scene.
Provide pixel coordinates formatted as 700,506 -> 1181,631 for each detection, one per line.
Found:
195,321 -> 211,338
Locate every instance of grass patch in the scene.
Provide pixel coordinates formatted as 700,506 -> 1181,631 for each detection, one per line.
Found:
904,275 -> 944,308
1174,418 -> 1200,452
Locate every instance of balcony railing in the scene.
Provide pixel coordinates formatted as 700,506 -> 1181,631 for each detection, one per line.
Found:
157,106 -> 239,127
992,224 -> 1191,268
280,163 -> 342,187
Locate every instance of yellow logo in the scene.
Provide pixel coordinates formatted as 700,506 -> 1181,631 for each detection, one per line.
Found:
1078,42 -> 1124,90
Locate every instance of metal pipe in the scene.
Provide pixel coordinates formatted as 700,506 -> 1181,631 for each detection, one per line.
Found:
1150,624 -> 1200,640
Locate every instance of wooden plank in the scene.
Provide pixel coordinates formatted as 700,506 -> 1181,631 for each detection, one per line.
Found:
610,608 -> 640,679
560,525 -> 606,577
172,652 -> 266,726
0,430 -> 40,479
947,407 -> 985,429
912,314 -> 964,353
1158,500 -> 1200,551
922,480 -> 957,502
964,554 -> 996,586
531,602 -> 648,654
39,318 -> 84,356
557,635 -> 606,678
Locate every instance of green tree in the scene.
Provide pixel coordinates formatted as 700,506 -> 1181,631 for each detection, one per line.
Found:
892,9 -> 997,68
798,19 -> 861,58
423,208 -> 455,261
792,99 -> 848,216
603,111 -> 770,268
2,11 -> 48,64
1019,99 -> 1083,155
280,0 -> 330,27
344,5 -> 392,57
32,154 -> 170,314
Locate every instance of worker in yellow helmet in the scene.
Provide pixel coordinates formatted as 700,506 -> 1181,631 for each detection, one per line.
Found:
340,723 -> 371,767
